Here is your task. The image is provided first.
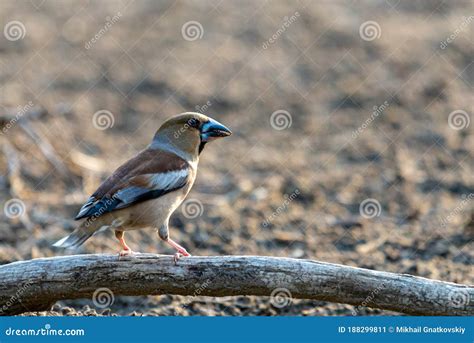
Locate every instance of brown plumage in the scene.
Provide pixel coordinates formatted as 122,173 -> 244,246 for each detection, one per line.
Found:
53,112 -> 231,260
90,149 -> 190,201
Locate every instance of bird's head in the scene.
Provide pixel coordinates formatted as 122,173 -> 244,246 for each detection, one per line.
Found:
151,112 -> 232,159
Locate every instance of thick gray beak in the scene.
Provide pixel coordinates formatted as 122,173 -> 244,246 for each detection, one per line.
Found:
201,118 -> 232,142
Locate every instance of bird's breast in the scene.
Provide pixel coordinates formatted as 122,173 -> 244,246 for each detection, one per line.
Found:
116,184 -> 192,231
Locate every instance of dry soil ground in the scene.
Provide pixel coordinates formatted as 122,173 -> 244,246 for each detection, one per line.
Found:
0,0 -> 472,316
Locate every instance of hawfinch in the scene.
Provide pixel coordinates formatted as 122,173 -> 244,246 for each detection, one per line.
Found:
53,112 -> 231,260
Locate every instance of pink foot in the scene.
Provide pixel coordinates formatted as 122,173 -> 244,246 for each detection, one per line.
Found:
177,247 -> 191,257
166,238 -> 191,263
173,251 -> 192,264
118,249 -> 135,258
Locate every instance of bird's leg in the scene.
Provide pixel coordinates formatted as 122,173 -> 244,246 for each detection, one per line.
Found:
166,238 -> 191,263
157,225 -> 191,263
115,230 -> 133,256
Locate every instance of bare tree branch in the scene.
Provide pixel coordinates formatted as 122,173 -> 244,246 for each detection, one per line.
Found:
0,254 -> 472,316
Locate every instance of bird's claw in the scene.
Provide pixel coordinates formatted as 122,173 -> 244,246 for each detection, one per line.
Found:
173,251 -> 191,264
118,249 -> 135,259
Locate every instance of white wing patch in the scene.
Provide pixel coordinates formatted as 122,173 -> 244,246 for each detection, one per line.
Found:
112,168 -> 189,208
147,169 -> 189,190
75,168 -> 190,219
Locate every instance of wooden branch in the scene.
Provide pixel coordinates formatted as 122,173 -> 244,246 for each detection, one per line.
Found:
0,254 -> 472,316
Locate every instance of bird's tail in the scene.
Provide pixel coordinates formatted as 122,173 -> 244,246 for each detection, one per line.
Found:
53,222 -> 95,249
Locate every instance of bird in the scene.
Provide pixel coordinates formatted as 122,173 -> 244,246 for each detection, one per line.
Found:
53,112 -> 231,261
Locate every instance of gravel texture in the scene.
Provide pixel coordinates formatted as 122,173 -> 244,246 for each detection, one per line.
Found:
0,0 -> 472,316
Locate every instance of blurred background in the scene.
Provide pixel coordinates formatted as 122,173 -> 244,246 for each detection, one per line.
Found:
0,0 -> 472,316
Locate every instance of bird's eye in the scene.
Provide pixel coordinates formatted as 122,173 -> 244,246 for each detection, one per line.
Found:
188,118 -> 200,128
